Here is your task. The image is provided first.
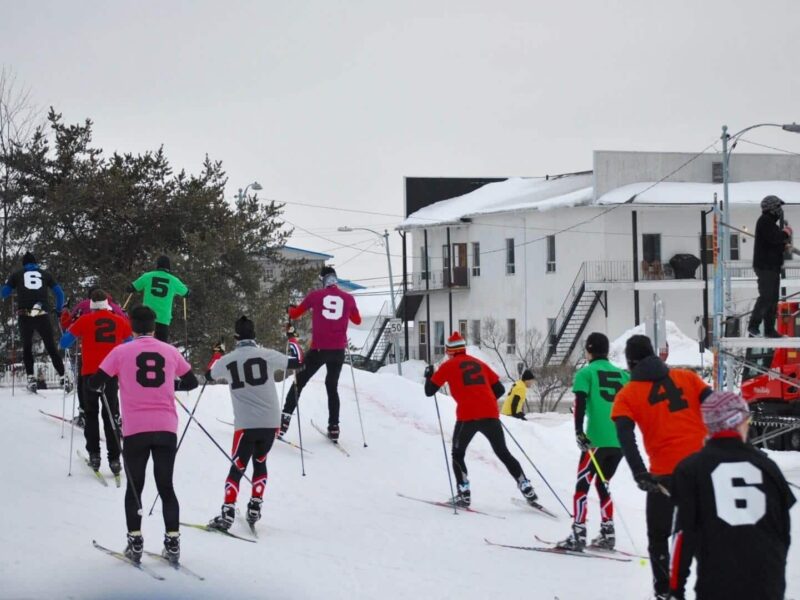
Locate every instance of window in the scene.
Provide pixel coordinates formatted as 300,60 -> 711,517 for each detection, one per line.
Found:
506,238 -> 515,275
506,319 -> 516,354
712,161 -> 723,184
458,319 -> 468,342
471,242 -> 481,276
700,234 -> 713,265
643,234 -> 661,263
418,321 -> 428,362
264,266 -> 275,279
442,244 -> 451,284
546,235 -> 556,273
731,234 -> 740,261
471,319 -> 481,346
420,246 -> 429,280
547,317 -> 557,350
434,321 -> 445,357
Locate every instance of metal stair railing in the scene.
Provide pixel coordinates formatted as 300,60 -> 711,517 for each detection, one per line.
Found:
544,263 -> 588,365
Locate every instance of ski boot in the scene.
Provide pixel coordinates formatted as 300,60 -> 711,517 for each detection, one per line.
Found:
26,375 -> 37,393
556,523 -> 587,551
207,503 -> 236,531
590,521 -> 615,550
109,458 -> 122,477
327,423 -> 340,442
246,497 -> 263,525
518,477 -> 538,506
61,376 -> 72,393
279,413 -> 291,438
162,532 -> 180,565
124,531 -> 144,563
88,452 -> 101,471
451,482 -> 471,507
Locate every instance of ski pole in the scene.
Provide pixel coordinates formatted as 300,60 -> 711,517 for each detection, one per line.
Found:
294,374 -> 306,477
345,346 -> 368,447
432,391 -> 458,514
182,297 -> 189,355
788,480 -> 800,492
68,380 -> 77,477
175,396 -> 253,485
587,448 -> 641,556
100,389 -> 144,516
121,293 -> 133,311
148,380 -> 208,515
500,420 -> 572,517
10,296 -> 16,397
60,345 -> 70,438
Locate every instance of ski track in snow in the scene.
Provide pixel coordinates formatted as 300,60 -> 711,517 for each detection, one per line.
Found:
2,368 -> 799,600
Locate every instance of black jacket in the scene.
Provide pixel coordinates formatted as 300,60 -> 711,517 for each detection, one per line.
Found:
753,212 -> 789,271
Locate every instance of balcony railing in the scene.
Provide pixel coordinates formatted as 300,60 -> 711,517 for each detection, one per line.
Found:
410,267 -> 470,291
584,259 -> 800,283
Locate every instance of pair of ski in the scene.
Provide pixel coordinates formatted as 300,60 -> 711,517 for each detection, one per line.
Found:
215,418 -> 311,455
484,536 -> 645,562
180,520 -> 258,542
310,419 -> 350,456
77,450 -> 121,487
397,493 -> 558,520
92,540 -> 204,580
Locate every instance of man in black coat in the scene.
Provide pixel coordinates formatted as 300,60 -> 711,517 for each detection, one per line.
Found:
748,195 -> 791,337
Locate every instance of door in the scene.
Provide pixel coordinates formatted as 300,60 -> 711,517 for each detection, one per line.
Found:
452,243 -> 468,286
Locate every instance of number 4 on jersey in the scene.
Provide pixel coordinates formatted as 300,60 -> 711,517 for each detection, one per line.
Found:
648,377 -> 688,412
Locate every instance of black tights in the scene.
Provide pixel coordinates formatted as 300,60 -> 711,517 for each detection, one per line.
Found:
283,349 -> 345,425
19,314 -> 64,376
451,419 -> 525,487
122,431 -> 178,532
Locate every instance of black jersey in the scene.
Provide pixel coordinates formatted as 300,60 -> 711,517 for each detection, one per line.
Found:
3,266 -> 60,311
670,435 -> 795,600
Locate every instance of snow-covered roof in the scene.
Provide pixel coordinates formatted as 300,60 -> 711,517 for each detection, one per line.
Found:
399,175 -> 800,230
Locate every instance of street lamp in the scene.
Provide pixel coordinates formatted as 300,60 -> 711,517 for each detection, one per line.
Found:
338,226 -> 403,376
718,123 -> 800,390
237,181 -> 263,202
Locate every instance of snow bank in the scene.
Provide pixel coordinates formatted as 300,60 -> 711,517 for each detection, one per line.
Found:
609,320 -> 712,368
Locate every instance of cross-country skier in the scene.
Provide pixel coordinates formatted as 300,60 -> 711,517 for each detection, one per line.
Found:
280,266 -> 360,441
60,290 -> 132,475
610,335 -> 711,600
557,333 -> 629,551
1,252 -> 68,392
500,369 -> 536,419
89,305 -> 198,565
423,332 -> 538,507
669,391 -> 795,600
128,255 -> 188,343
205,316 -> 303,531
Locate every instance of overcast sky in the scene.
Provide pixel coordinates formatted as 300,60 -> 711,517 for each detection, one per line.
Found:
3,0 -> 800,285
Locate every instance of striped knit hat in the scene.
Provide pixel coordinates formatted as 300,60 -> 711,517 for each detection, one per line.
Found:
445,331 -> 467,355
701,391 -> 750,434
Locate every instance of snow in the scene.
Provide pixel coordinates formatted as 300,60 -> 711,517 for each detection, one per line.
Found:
3,367 -> 798,599
609,320 -> 713,369
597,180 -> 800,206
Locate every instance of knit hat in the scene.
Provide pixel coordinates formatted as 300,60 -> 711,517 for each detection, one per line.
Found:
701,391 -> 750,434
625,334 -> 655,364
445,331 -> 467,355
761,195 -> 785,212
156,255 -> 171,271
235,316 -> 256,340
521,369 -> 536,381
130,305 -> 156,334
585,332 -> 610,357
22,252 -> 36,265
320,266 -> 337,287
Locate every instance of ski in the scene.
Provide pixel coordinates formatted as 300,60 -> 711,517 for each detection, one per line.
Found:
92,540 -> 166,580
510,497 -> 559,519
534,535 -> 647,560
77,450 -> 108,487
179,521 -> 257,543
311,419 -> 350,456
143,550 -> 205,580
217,418 -> 312,454
396,492 -> 506,519
39,409 -> 83,429
484,538 -> 630,562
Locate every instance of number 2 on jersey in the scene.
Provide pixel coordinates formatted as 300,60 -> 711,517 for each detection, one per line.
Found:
322,295 -> 344,320
460,360 -> 486,386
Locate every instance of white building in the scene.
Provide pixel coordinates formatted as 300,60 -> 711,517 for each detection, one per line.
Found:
398,151 -> 800,366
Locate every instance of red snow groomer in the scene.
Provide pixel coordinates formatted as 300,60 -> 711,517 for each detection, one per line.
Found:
741,301 -> 800,451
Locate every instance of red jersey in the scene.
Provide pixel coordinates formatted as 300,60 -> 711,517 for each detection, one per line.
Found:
430,353 -> 501,421
289,286 -> 361,350
68,311 -> 133,375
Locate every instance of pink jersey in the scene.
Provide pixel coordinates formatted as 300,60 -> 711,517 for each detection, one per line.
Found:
98,336 -> 192,437
289,286 -> 360,350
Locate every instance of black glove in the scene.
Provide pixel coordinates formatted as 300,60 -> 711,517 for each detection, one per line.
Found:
575,432 -> 591,451
204,371 -> 214,384
126,284 -> 135,293
634,471 -> 662,493
424,364 -> 434,379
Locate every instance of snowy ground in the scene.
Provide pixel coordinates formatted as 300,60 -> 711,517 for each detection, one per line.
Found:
2,366 -> 799,600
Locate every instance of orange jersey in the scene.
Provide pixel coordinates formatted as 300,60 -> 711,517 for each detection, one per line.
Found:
68,311 -> 132,375
611,368 -> 708,475
430,354 -> 500,421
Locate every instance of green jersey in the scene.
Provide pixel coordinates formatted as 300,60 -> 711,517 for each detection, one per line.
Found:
572,358 -> 629,448
131,270 -> 188,325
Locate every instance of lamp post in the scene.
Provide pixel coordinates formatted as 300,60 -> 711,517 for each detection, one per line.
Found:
237,181 -> 263,202
338,226 -> 402,376
718,123 -> 800,390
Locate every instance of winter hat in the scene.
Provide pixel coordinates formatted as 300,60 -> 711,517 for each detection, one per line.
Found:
625,334 -> 655,365
701,391 -> 750,434
235,316 -> 256,340
320,265 -> 337,287
89,289 -> 110,311
445,331 -> 467,355
285,322 -> 297,338
130,305 -> 156,334
585,332 -> 610,357
156,255 -> 171,271
521,369 -> 536,381
22,252 -> 36,265
761,195 -> 785,212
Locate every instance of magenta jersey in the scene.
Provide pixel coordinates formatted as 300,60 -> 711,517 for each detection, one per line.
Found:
98,336 -> 192,437
296,286 -> 360,350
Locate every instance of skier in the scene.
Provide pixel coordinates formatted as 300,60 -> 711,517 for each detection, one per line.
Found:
557,333 -> 629,551
748,195 -> 792,337
280,266 -> 361,441
205,317 -> 303,531
128,255 -> 188,343
204,340 -> 225,383
669,391 -> 795,600
500,369 -> 536,419
89,305 -> 198,564
610,335 -> 711,600
60,290 -> 132,475
1,252 -> 69,392
423,332 -> 538,507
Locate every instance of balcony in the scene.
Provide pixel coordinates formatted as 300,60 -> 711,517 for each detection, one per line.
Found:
407,267 -> 470,294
